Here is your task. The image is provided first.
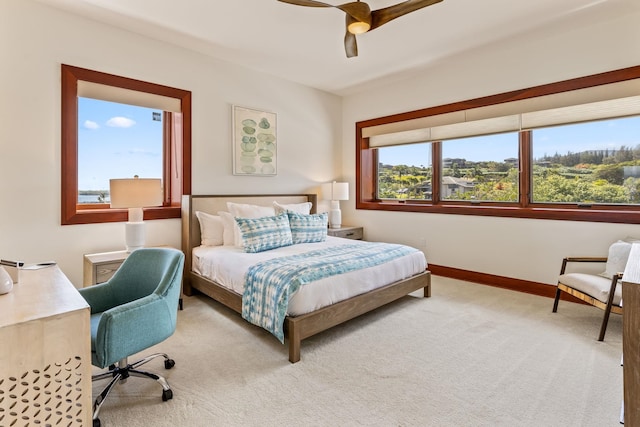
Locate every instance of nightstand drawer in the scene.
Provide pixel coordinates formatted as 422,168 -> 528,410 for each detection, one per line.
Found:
83,250 -> 129,287
95,261 -> 124,283
327,226 -> 363,240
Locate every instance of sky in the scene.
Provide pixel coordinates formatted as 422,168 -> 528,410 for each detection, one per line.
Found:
379,115 -> 640,166
78,97 -> 163,191
77,97 -> 640,190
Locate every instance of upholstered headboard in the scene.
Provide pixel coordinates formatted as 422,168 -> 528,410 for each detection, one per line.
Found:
181,194 -> 317,274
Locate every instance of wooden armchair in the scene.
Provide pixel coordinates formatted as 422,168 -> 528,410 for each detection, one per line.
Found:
552,256 -> 623,341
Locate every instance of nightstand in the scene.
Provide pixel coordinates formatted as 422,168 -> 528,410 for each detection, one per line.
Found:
83,250 -> 128,287
327,226 -> 363,240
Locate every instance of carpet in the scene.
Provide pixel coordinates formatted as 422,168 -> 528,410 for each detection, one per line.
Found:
94,276 -> 623,426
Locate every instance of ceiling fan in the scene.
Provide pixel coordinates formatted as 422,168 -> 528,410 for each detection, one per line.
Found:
277,0 -> 444,58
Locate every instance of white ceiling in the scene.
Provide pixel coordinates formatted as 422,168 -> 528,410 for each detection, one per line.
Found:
37,0 -> 639,96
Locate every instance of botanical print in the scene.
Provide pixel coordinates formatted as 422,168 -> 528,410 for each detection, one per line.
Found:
233,106 -> 277,176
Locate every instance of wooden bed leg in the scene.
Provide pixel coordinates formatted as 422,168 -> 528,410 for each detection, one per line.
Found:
183,278 -> 193,296
288,320 -> 301,363
423,284 -> 431,298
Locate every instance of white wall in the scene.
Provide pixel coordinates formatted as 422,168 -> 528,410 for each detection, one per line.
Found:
342,5 -> 640,286
2,0 -> 638,289
342,4 -> 640,284
0,0 -> 341,286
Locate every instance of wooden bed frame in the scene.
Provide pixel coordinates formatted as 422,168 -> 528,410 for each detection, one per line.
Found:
181,194 -> 431,363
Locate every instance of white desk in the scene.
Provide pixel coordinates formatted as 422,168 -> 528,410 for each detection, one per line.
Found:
0,266 -> 92,426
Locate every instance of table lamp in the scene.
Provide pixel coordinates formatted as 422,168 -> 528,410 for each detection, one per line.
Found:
110,176 -> 162,252
322,181 -> 349,229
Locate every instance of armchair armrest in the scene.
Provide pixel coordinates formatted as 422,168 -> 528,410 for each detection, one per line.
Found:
78,282 -> 118,314
560,256 -> 608,275
564,257 -> 608,263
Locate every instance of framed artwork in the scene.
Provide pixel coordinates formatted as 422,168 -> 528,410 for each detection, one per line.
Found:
232,105 -> 277,176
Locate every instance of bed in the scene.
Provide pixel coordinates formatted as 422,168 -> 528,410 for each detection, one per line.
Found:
181,194 -> 431,363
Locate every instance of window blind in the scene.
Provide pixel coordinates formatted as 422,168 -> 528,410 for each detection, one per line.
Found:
365,78 -> 640,147
78,81 -> 182,112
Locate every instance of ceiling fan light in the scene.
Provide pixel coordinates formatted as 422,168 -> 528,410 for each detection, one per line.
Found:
347,21 -> 370,34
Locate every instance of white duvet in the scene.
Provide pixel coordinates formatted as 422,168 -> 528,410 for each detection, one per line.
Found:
192,236 -> 427,316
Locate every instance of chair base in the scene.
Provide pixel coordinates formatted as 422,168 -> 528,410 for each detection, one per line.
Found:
553,283 -> 622,342
91,353 -> 175,427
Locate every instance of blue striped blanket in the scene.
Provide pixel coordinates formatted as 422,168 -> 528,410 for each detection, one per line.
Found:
241,242 -> 419,343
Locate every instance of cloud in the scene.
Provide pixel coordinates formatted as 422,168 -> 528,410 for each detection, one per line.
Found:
106,116 -> 136,128
83,120 -> 99,130
128,148 -> 160,157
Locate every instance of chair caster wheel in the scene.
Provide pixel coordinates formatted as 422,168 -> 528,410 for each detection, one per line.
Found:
93,418 -> 101,427
164,359 -> 175,369
162,388 -> 173,401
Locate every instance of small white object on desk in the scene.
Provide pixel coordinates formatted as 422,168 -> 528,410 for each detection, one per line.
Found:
0,267 -> 13,294
0,259 -> 23,283
22,262 -> 57,270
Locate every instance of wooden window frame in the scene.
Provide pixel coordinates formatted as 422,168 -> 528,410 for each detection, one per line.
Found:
61,65 -> 191,225
356,65 -> 640,224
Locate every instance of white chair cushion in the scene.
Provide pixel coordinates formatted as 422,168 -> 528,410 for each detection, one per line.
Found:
599,240 -> 632,279
559,272 -> 622,306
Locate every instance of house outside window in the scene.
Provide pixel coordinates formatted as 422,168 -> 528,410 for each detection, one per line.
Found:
440,133 -> 519,202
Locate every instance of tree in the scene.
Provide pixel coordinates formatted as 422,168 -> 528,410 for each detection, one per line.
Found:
594,164 -> 624,185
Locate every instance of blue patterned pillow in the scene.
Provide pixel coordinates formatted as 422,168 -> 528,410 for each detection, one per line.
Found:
287,212 -> 328,244
235,213 -> 293,253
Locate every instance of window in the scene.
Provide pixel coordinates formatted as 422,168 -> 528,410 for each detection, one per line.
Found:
378,143 -> 432,200
356,65 -> 640,223
78,98 -> 164,204
441,133 -> 519,203
531,116 -> 640,205
61,65 -> 191,225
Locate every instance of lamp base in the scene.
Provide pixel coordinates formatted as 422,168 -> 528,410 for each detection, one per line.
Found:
329,201 -> 342,229
124,221 -> 145,253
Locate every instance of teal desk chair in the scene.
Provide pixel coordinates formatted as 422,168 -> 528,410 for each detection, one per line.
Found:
78,248 -> 185,427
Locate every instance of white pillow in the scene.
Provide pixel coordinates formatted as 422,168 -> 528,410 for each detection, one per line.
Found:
195,211 -> 224,246
218,211 -> 238,246
224,203 -> 276,246
599,240 -> 633,279
273,201 -> 312,215
227,202 -> 275,218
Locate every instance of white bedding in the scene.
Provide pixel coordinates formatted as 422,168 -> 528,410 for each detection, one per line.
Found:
192,236 -> 427,316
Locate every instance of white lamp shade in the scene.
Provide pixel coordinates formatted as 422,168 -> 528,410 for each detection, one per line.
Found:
110,178 -> 163,208
322,181 -> 349,201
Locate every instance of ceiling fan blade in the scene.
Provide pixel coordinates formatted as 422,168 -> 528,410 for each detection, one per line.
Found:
344,32 -> 358,58
344,17 -> 358,58
370,0 -> 444,30
336,1 -> 371,23
277,0 -> 334,7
